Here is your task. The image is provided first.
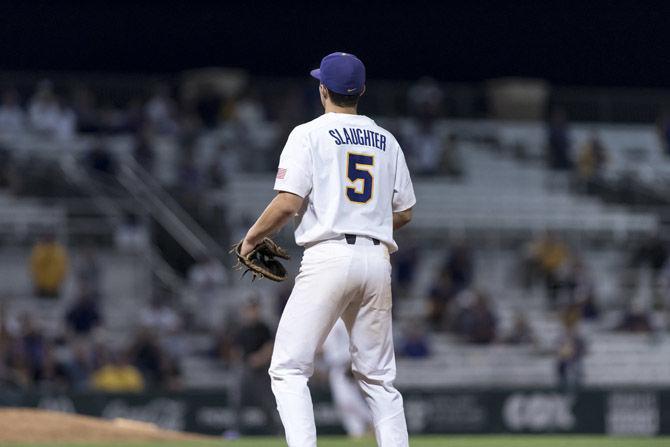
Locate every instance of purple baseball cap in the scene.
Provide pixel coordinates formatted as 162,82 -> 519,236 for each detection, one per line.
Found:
310,52 -> 366,96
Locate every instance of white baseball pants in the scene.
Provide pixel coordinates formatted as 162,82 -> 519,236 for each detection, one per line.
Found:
269,238 -> 409,447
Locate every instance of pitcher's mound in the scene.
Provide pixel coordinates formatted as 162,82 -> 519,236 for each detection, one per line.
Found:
0,408 -> 210,443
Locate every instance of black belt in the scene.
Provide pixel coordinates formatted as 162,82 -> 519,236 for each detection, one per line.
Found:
345,234 -> 380,245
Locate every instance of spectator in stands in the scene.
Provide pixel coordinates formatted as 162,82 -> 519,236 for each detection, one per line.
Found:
546,108 -> 572,170
1,307 -> 31,389
74,246 -> 102,293
139,295 -> 182,335
128,328 -> 179,389
454,290 -> 497,344
502,311 -> 536,345
631,233 -> 668,282
616,300 -> 653,333
523,231 -> 571,307
65,286 -> 102,336
404,117 -> 445,175
0,89 -> 26,133
440,133 -> 463,177
556,308 -> 586,391
576,134 -> 608,193
207,142 -> 241,188
144,83 -> 179,134
444,242 -> 474,295
187,255 -> 227,329
391,235 -> 418,297
34,342 -> 70,391
71,86 -> 101,133
64,342 -> 93,391
30,233 -> 69,298
28,80 -> 76,139
407,76 -> 444,119
566,256 -> 600,318
91,349 -> 145,392
227,297 -> 278,436
114,213 -> 150,253
399,325 -> 430,358
426,270 -> 453,331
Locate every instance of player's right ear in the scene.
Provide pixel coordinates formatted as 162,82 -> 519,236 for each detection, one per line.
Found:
319,84 -> 328,106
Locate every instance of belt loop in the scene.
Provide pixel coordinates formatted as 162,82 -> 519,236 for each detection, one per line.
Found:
345,234 -> 356,245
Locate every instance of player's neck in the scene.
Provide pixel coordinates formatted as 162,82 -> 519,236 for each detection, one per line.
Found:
324,103 -> 358,115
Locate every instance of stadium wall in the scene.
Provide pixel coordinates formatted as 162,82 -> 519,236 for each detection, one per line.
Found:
5,387 -> 668,436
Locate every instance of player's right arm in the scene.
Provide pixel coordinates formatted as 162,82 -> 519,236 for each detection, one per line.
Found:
392,145 -> 416,231
393,207 -> 413,230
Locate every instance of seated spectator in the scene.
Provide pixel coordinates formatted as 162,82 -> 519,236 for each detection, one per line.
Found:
454,290 -> 497,344
556,309 -> 586,391
74,246 -> 101,292
65,286 -> 102,335
34,342 -> 70,391
64,342 -> 93,391
577,134 -> 608,192
405,117 -> 444,175
187,256 -> 227,329
400,326 -> 430,358
129,329 -> 180,389
391,236 -> 418,296
407,76 -> 444,119
631,233 -> 668,281
28,81 -> 76,139
502,312 -> 536,345
91,350 -> 144,392
616,300 -> 653,333
139,296 -> 182,335
0,89 -> 26,133
30,233 -> 68,299
143,83 -> 179,134
444,242 -> 473,295
440,133 -> 462,176
523,231 -> 571,306
426,270 -> 453,331
546,108 -> 573,170
114,213 -> 150,253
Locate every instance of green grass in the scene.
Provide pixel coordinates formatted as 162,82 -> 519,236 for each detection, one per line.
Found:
5,436 -> 670,447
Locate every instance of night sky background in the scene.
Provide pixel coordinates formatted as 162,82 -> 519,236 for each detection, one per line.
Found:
1,1 -> 669,87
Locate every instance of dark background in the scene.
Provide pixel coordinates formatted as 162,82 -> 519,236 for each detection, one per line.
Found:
1,1 -> 669,87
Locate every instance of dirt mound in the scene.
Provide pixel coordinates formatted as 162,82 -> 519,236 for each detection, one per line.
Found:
0,408 -> 210,443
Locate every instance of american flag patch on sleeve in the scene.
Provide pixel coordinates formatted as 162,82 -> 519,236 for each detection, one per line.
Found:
276,168 -> 287,179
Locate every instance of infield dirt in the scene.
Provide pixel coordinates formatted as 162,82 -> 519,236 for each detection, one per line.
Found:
0,408 -> 210,444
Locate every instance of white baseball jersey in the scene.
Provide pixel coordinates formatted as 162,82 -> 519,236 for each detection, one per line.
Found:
274,112 -> 416,253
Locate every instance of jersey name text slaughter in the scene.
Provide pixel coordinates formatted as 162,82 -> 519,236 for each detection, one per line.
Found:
328,127 -> 387,151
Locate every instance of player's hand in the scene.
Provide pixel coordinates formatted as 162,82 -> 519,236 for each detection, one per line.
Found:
240,238 -> 257,257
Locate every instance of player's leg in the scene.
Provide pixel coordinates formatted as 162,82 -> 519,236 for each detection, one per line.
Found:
269,244 -> 356,447
341,246 -> 409,447
329,367 -> 371,437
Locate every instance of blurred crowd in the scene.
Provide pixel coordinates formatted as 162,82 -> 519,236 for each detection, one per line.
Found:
1,76 -> 670,393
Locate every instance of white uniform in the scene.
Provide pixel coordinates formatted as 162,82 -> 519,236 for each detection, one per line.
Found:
322,318 -> 372,437
269,111 -> 415,447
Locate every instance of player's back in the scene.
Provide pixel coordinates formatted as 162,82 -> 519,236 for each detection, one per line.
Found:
274,112 -> 414,252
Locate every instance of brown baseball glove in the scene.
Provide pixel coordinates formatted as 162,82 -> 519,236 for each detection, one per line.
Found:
231,237 -> 290,282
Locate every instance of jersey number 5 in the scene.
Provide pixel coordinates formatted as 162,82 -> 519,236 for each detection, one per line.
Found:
346,153 -> 374,204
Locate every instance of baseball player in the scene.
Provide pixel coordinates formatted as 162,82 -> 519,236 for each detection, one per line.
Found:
322,318 -> 373,438
240,51 -> 415,446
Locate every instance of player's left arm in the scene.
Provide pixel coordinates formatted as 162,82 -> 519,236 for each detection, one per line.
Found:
241,191 -> 304,256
